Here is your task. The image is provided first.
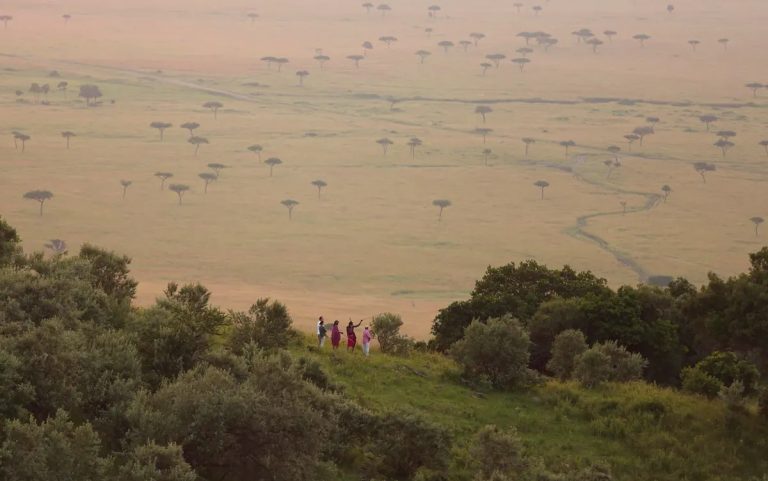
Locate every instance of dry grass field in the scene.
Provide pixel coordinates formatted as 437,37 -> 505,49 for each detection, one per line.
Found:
1,0 -> 767,336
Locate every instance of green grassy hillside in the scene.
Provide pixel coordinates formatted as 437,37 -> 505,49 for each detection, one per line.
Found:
294,337 -> 768,481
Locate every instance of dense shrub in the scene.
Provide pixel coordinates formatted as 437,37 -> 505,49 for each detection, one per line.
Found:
573,349 -> 612,388
119,442 -> 197,481
573,341 -> 646,388
547,329 -> 588,380
695,351 -> 760,394
681,366 -> 723,398
372,312 -> 413,356
228,298 -> 295,353
451,316 -> 532,389
470,425 -> 527,480
758,388 -> 768,419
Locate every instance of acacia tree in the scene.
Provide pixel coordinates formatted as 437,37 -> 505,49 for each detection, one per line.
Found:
513,3 -> 523,14
180,122 -> 200,137
150,121 -> 172,141
699,115 -> 718,131
751,217 -> 765,237
168,184 -> 190,205
61,131 -> 76,149
248,144 -> 263,160
688,39 -> 700,51
296,70 -> 309,86
62,14 -> 72,23
607,145 -> 621,161
633,34 -> 651,47
362,2 -> 373,14
120,180 -> 132,199
265,157 -> 282,176
482,148 -> 492,166
433,199 -> 451,220
416,50 -> 431,64
486,54 -> 506,68
188,136 -> 209,155
407,138 -> 422,159
377,4 -> 391,16
604,159 -> 616,179
661,185 -> 672,201
624,134 -> 639,151
475,105 -> 493,123
438,40 -> 454,53
759,140 -> 768,156
511,57 -> 531,72
311,180 -> 327,199
475,128 -> 493,144
207,163 -> 226,178
362,41 -> 373,56
155,172 -> 173,190
247,12 -> 259,23
516,47 -> 533,57
199,172 -> 216,193
0,15 -> 12,29
633,126 -> 654,146
646,116 -> 660,130
714,139 -> 735,157
693,162 -> 716,183
559,140 -> 576,158
281,199 -> 299,219
347,55 -> 364,68
14,133 -> 30,152
532,5 -> 543,15
746,82 -> 764,98
261,56 -> 277,69
718,38 -> 729,50
459,40 -> 472,52
586,38 -> 604,53
604,30 -> 617,42
23,190 -> 53,216
534,180 -> 549,200
203,101 -> 223,119
57,81 -> 68,96
541,38 -> 558,52
427,5 -> 441,17
522,138 -> 535,158
620,200 -> 628,214
480,63 -> 493,76
379,36 -> 398,47
78,84 -> 102,106
275,58 -> 289,72
716,130 -> 736,141
314,55 -> 330,69
376,138 -> 394,154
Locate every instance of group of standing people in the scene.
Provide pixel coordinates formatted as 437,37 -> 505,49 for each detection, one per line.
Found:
316,317 -> 374,356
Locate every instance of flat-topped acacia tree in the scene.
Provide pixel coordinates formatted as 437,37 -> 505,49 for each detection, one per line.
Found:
459,40 -> 472,52
198,172 -> 216,193
475,128 -> 492,144
57,81 -> 68,96
265,157 -> 282,176
314,55 -> 330,70
311,180 -> 327,199
633,34 -> 651,47
587,38 -> 604,53
716,130 -> 736,141
534,180 -> 549,200
347,55 -> 364,68
516,47 -> 533,57
746,82 -> 764,98
532,5 -> 543,15
261,56 -> 277,69
541,38 -> 558,52
296,70 -> 309,86
180,122 -> 200,137
377,3 -> 391,16
620,201 -> 628,214
511,57 -> 531,72
379,36 -> 397,47
693,162 -> 716,183
376,138 -> 393,154
604,30 -> 617,42
760,140 -> 768,156
247,12 -> 259,23
248,144 -> 263,160
407,138 -> 422,159
699,115 -> 718,131
427,5 -> 441,17
150,121 -> 172,141
362,2 -> 373,14
14,133 -> 30,152
168,184 -> 189,205
188,136 -> 208,155
424,28 -> 433,38
155,172 -> 173,190
607,145 -> 621,161
203,101 -> 223,119
120,180 -> 132,199
207,163 -> 226,179
633,126 -> 654,146
362,41 -> 373,56
513,3 -> 523,13
559,140 -> 576,158
624,134 -> 640,151
714,139 -> 735,158
281,199 -> 299,219
432,199 -> 451,220
438,40 -> 454,53
78,84 -> 102,106
470,32 -> 486,46
718,38 -> 729,50
522,137 -> 535,158
475,105 -> 492,123
416,50 -> 431,64
482,148 -> 492,166
646,117 -> 660,130
480,63 -> 493,76
61,131 -> 76,149
751,217 -> 765,237
23,190 -> 53,216
0,15 -> 13,29
661,185 -> 672,201
688,39 -> 700,51
275,58 -> 289,72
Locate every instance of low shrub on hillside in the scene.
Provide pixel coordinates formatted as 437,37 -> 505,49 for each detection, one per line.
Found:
547,329 -> 588,380
372,312 -> 414,356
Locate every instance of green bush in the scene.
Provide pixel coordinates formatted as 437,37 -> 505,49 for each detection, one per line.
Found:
450,316 -> 532,390
372,313 -> 414,356
547,329 -> 588,380
681,366 -> 723,398
228,298 -> 295,353
696,352 -> 760,395
119,442 -> 197,481
573,349 -> 612,388
573,341 -> 646,388
469,425 -> 527,480
759,388 -> 768,419
719,380 -> 746,413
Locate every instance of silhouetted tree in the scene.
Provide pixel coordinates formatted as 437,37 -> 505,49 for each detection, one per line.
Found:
203,101 -> 223,119
155,172 -> 173,190
0,15 -> 12,29
459,40 -> 472,52
607,145 -> 621,160
661,185 -> 672,201
633,126 -> 654,146
718,38 -> 729,50
559,140 -> 576,158
633,34 -> 651,47
486,53 -> 506,68
513,3 -> 523,14
714,139 -> 735,157
604,159 -> 615,178
534,180 -> 549,200
407,138 -> 422,159
541,38 -> 558,51
667,4 -> 675,13
475,105 -> 492,123
693,162 -> 716,183
311,180 -> 327,199
188,136 -> 208,155
274,58 -> 289,71
586,38 -> 603,53
688,39 -> 700,51
746,82 -> 764,98
379,36 -> 398,47
281,199 -> 299,219
759,140 -> 768,156
751,217 -> 765,237
198,172 -> 216,193
362,41 -> 373,56
480,62 -> 492,75
425,27 -> 433,37
296,70 -> 309,86
168,184 -> 189,205
572,29 -> 593,43
261,56 -> 277,69
248,144 -> 263,160
362,2 -> 374,14
516,47 -> 533,57
433,199 -> 451,220
646,117 -> 660,130
470,32 -> 486,46
314,55 -> 330,69
23,190 -> 53,216
347,54 -> 364,68
620,200 -> 628,214
716,130 -> 736,141
207,163 -> 226,178
427,5 -> 441,17
416,50 -> 431,64
150,121 -> 172,141
699,115 -> 718,131
511,57 -> 531,72
376,138 -> 394,154
532,5 -> 543,15
265,157 -> 282,176
624,134 -> 639,151
438,40 -> 454,53
604,30 -> 617,42
120,180 -> 132,199
247,12 -> 259,23
475,128 -> 492,144
45,239 -> 67,255
377,3 -> 391,16
482,148 -> 492,166
14,133 -> 30,152
61,131 -> 76,149
180,122 -> 200,137
78,84 -> 102,106
517,32 -> 536,45
522,137 -> 535,158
